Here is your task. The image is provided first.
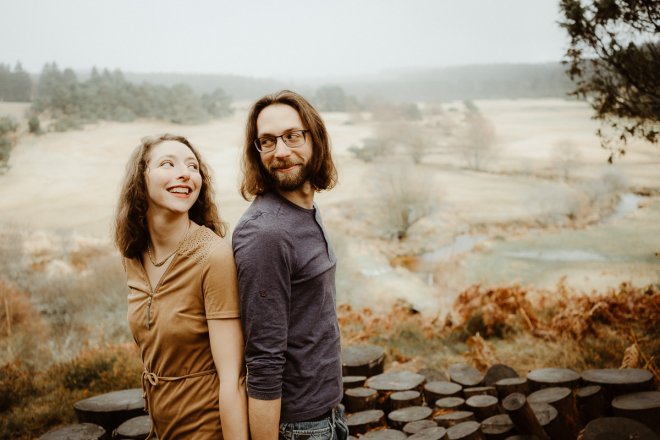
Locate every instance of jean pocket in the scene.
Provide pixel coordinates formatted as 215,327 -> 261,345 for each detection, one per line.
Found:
290,425 -> 332,440
335,415 -> 349,440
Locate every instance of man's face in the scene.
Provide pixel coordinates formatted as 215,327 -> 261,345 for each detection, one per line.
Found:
256,104 -> 313,192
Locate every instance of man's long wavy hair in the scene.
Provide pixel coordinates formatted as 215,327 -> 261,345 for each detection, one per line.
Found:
240,90 -> 338,200
114,134 -> 227,259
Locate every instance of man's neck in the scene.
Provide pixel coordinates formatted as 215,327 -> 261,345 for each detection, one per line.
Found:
277,182 -> 314,209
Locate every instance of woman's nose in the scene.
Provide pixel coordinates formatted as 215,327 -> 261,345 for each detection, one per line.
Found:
177,165 -> 191,180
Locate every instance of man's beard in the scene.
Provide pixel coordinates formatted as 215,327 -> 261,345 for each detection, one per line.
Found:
267,158 -> 309,191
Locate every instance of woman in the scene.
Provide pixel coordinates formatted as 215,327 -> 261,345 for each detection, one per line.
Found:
114,134 -> 248,439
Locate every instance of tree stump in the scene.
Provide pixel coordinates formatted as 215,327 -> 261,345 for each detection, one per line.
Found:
481,414 -> 515,440
576,385 -> 608,424
465,395 -> 500,421
366,371 -> 426,409
583,417 -> 659,440
435,397 -> 466,411
433,411 -> 475,428
361,429 -> 408,440
526,368 -> 580,391
464,386 -> 497,399
390,390 -> 423,411
483,364 -> 519,387
446,421 -> 484,440
342,345 -> 386,377
73,388 -> 146,433
388,406 -> 433,429
419,368 -> 449,382
112,415 -> 151,440
346,409 -> 385,435
424,381 -> 463,405
39,423 -> 106,440
501,393 -> 549,440
495,378 -> 529,400
581,368 -> 654,400
449,364 -> 484,387
528,403 -> 560,440
527,386 -> 581,438
611,390 -> 660,433
403,419 -> 440,434
343,375 -> 368,389
345,387 -> 378,413
408,426 -> 450,440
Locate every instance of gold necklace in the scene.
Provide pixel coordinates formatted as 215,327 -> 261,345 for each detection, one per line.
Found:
147,220 -> 190,267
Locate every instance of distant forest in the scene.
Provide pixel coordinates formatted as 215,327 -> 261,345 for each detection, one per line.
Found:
123,63 -> 574,102
1,62 -> 574,105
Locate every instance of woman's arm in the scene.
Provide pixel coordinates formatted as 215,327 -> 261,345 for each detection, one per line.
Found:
209,317 -> 249,439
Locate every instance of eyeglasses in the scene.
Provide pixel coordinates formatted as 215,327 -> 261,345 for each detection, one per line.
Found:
254,129 -> 308,153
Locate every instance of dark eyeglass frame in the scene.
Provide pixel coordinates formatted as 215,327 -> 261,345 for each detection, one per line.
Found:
254,129 -> 309,153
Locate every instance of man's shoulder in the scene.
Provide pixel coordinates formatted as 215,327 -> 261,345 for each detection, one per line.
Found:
233,193 -> 289,242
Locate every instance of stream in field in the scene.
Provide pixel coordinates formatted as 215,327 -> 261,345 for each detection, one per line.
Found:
400,192 -> 644,285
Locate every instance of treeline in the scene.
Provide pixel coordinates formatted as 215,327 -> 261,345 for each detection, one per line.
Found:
31,63 -> 233,131
338,63 -> 575,102
0,63 -> 31,102
123,63 -> 574,102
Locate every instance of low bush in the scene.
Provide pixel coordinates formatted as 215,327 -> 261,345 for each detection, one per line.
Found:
0,344 -> 142,439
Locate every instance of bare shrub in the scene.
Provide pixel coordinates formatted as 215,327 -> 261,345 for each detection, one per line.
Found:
0,282 -> 51,366
371,159 -> 436,240
351,123 -> 437,164
0,227 -> 131,365
552,139 -> 582,181
452,101 -> 497,171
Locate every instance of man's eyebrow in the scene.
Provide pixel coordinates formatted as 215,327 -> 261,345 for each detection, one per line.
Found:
258,128 -> 303,137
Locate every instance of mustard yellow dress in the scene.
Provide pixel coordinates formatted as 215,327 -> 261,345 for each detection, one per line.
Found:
124,225 -> 240,439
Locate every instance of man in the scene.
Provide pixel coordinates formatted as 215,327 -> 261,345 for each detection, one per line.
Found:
232,90 -> 347,440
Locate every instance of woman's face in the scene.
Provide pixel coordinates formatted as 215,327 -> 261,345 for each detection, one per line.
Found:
144,140 -> 203,215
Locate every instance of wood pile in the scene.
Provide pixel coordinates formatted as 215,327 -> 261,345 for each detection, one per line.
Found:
342,344 -> 659,440
38,388 -> 153,439
37,343 -> 659,439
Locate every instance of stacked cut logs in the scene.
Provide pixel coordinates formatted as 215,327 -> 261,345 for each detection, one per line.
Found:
341,345 -> 660,439
38,388 -> 154,439
36,344 -> 660,439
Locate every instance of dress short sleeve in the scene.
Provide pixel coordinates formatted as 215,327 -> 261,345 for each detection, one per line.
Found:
202,238 -> 241,320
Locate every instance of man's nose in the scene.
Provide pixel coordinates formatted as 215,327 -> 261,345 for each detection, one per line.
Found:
273,137 -> 292,158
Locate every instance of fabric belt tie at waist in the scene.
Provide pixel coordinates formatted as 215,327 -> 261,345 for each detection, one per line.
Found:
142,368 -> 216,388
140,368 -> 217,439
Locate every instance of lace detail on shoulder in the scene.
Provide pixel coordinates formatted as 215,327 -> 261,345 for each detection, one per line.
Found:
177,225 -> 221,266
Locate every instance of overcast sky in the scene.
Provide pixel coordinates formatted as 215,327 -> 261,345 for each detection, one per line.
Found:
1,0 -> 569,80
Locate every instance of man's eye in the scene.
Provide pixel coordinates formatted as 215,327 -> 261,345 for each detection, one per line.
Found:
260,137 -> 275,147
285,132 -> 301,141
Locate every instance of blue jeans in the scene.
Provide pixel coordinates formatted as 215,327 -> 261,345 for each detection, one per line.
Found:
279,407 -> 348,440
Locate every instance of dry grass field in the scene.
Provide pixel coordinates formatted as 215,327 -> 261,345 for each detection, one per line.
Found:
1,98 -> 659,314
0,98 -> 658,438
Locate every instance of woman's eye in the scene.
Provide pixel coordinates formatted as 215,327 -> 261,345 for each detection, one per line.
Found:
188,163 -> 199,170
161,161 -> 173,167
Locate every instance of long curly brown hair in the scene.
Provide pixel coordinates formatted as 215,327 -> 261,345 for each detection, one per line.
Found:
114,134 -> 227,259
240,90 -> 338,200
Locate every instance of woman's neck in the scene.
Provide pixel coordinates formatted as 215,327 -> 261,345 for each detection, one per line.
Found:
147,211 -> 190,251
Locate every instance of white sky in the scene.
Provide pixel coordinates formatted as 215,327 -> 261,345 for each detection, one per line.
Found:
0,0 -> 569,80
